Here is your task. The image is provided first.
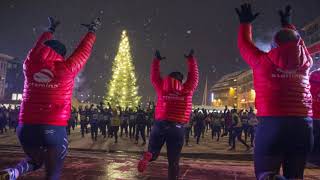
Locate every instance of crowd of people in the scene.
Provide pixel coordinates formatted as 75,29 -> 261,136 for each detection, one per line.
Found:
61,102 -> 259,151
0,103 -> 259,152
67,102 -> 154,145
0,106 -> 19,134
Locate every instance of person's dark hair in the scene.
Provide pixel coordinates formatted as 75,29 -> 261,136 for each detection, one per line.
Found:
169,72 -> 184,82
44,40 -> 67,57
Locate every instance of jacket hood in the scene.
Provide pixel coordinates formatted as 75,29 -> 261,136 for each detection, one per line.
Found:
268,38 -> 312,70
163,76 -> 182,92
310,69 -> 320,83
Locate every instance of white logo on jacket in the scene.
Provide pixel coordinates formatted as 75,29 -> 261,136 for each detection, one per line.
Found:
33,69 -> 54,83
30,69 -> 59,88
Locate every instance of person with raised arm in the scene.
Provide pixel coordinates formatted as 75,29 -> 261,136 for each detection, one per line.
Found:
235,3 -> 313,180
138,49 -> 199,180
0,17 -> 101,180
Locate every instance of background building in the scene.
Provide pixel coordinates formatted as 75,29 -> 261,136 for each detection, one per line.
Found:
0,53 -> 23,105
211,69 -> 255,110
303,16 -> 320,68
210,71 -> 244,109
236,70 -> 255,110
5,58 -> 24,103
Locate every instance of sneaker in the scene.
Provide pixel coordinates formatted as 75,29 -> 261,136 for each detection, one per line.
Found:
138,152 -> 153,173
0,169 -> 17,180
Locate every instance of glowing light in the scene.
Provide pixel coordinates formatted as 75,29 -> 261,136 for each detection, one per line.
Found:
105,30 -> 141,108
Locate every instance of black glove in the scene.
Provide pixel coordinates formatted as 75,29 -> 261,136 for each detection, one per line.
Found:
155,50 -> 166,60
235,3 -> 260,23
81,17 -> 101,33
279,5 -> 292,26
48,17 -> 60,32
184,49 -> 194,59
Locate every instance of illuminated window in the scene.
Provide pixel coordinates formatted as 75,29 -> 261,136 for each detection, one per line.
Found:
11,93 -> 17,100
17,94 -> 22,100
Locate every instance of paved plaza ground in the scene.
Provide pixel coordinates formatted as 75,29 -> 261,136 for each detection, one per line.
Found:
0,127 -> 319,179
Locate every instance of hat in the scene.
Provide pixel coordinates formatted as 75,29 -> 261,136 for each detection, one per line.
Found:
44,40 -> 67,57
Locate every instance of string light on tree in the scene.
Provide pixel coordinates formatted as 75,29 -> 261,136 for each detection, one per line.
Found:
105,30 -> 141,108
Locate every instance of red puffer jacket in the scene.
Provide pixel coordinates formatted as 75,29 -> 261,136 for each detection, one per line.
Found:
310,70 -> 320,120
151,57 -> 199,124
238,24 -> 313,117
19,31 -> 96,126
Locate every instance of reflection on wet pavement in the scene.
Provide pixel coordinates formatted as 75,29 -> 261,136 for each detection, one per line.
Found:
0,149 -> 319,180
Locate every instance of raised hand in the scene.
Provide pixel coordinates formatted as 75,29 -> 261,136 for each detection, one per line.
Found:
48,16 -> 60,32
155,50 -> 166,60
279,5 -> 292,26
184,49 -> 195,59
235,3 -> 260,23
81,17 -> 102,33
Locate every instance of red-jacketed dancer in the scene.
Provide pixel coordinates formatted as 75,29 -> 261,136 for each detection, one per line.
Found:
235,4 -> 313,180
310,69 -> 320,153
138,50 -> 199,180
0,17 -> 100,180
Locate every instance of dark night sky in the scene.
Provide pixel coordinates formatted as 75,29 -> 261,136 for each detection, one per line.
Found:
0,0 -> 319,104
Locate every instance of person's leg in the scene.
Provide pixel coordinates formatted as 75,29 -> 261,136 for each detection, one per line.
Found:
254,117 -> 284,180
90,124 -> 94,140
244,126 -> 248,143
1,125 -> 45,179
196,127 -> 200,144
228,128 -> 233,146
217,127 -> 221,141
135,126 -> 140,143
120,125 -> 123,137
80,124 -> 85,137
211,126 -> 214,140
125,125 -> 128,137
114,126 -> 119,143
236,128 -> 249,149
166,123 -> 184,180
282,117 -> 313,179
250,126 -> 255,147
129,124 -> 133,138
138,121 -> 166,173
185,127 -> 190,146
94,125 -> 98,141
41,125 -> 68,180
141,126 -> 146,145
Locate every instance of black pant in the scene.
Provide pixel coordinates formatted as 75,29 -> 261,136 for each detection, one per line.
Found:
231,127 -> 249,149
129,123 -> 136,138
148,120 -> 185,180
135,125 -> 146,143
90,123 -> 98,140
100,123 -> 107,138
195,126 -> 203,144
212,125 -> 221,141
120,123 -> 128,137
254,117 -> 313,180
80,122 -> 87,137
112,126 -> 119,142
185,127 -> 191,145
248,125 -> 256,146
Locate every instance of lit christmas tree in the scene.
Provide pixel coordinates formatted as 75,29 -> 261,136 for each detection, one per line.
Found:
105,30 -> 141,108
